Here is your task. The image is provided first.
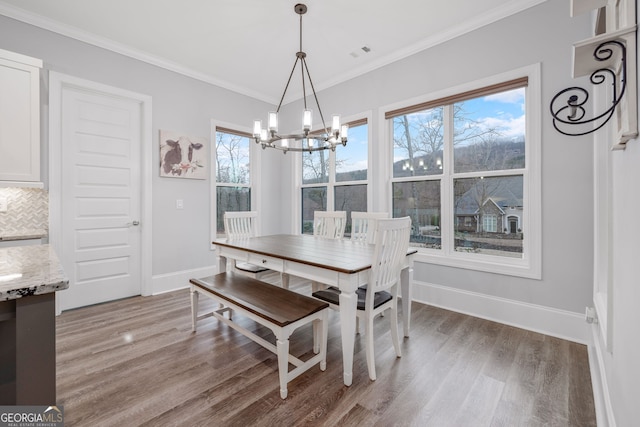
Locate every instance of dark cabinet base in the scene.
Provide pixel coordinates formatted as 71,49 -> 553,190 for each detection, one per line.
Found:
0,293 -> 56,405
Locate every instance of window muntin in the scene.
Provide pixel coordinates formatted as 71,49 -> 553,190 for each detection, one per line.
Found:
389,81 -> 527,261
215,128 -> 252,234
301,120 -> 369,234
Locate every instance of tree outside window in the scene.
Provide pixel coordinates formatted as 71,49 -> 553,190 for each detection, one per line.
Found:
390,83 -> 526,258
215,129 -> 251,234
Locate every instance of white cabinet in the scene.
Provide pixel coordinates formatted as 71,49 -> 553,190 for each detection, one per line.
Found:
0,49 -> 42,183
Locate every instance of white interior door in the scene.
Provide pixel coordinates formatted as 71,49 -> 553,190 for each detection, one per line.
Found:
57,85 -> 143,311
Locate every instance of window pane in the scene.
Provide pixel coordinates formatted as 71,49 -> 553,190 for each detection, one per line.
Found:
216,187 -> 251,233
216,131 -> 250,184
453,88 -> 525,173
392,181 -> 441,248
336,123 -> 367,182
453,175 -> 523,257
393,107 -> 444,178
334,184 -> 367,237
301,187 -> 327,234
302,151 -> 330,184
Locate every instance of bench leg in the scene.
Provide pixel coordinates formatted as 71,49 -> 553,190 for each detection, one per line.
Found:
276,334 -> 291,399
190,287 -> 199,332
319,310 -> 328,371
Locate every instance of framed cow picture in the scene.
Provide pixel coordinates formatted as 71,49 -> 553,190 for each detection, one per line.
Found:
159,130 -> 207,179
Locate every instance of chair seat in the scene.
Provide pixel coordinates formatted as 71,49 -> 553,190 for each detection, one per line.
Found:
235,262 -> 269,274
312,285 -> 392,310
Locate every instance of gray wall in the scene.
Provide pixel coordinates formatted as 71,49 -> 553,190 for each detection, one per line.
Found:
0,14 -> 284,277
0,0 -> 595,315
280,0 -> 594,314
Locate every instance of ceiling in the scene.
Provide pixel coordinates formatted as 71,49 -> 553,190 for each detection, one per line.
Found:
0,0 -> 545,104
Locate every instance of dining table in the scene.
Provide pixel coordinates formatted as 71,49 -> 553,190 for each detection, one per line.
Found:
212,234 -> 416,386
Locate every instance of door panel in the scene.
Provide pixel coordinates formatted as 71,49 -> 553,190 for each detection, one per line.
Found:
59,87 -> 142,311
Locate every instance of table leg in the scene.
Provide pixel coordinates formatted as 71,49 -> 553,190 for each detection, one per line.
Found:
218,254 -> 227,273
400,265 -> 414,337
339,289 -> 358,386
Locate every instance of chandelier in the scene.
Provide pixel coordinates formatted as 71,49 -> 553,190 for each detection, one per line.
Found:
252,3 -> 348,153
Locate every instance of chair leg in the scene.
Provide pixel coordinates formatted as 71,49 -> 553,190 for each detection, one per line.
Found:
365,314 -> 377,381
312,319 -> 320,354
190,288 -> 199,332
390,303 -> 402,358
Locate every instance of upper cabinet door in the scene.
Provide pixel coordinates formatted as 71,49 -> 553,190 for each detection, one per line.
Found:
0,49 -> 42,183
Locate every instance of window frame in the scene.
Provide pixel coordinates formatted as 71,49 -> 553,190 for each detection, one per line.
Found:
381,64 -> 541,279
210,120 -> 261,246
295,112 -> 373,234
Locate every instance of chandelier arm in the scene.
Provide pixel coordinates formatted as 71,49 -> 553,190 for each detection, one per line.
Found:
301,57 -> 330,136
276,56 -> 302,113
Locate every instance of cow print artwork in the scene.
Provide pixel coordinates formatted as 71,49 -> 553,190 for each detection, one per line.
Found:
159,130 -> 207,179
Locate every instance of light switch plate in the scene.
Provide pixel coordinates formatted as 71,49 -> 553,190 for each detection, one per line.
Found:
0,197 -> 7,213
176,199 -> 183,209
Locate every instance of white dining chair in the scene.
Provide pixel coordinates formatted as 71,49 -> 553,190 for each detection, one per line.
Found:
223,211 -> 269,279
313,211 -> 347,239
350,211 -> 389,244
312,216 -> 411,381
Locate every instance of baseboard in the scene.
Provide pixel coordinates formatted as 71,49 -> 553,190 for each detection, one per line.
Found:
588,322 -> 616,427
151,265 -> 216,295
413,280 -> 589,344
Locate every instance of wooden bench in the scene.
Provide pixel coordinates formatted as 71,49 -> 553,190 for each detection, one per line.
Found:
189,272 -> 329,399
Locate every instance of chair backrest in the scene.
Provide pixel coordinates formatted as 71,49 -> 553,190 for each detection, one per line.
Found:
350,211 -> 389,244
313,211 -> 347,239
366,217 -> 411,308
224,211 -> 259,238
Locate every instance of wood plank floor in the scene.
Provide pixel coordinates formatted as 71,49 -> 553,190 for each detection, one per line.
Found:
56,276 -> 596,426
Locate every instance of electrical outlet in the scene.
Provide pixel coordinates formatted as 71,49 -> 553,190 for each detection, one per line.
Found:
0,197 -> 7,213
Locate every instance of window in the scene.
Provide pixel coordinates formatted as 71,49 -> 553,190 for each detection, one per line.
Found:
214,126 -> 252,236
301,118 -> 369,236
385,66 -> 541,278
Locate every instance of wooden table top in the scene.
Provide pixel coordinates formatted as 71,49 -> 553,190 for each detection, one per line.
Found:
213,234 -> 417,275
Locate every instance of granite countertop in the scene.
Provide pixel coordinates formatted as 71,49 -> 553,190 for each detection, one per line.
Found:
0,244 -> 68,301
0,228 -> 48,241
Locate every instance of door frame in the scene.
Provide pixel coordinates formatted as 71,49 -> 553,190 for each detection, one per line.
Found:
49,71 -> 153,312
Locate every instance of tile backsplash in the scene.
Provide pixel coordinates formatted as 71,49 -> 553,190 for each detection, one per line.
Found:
0,187 -> 49,237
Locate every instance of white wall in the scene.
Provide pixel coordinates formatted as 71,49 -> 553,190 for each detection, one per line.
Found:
589,38 -> 640,427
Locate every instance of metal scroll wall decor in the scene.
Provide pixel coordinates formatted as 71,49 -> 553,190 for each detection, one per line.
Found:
549,40 -> 627,136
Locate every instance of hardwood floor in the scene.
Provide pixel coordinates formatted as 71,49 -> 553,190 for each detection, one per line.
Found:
56,275 -> 596,426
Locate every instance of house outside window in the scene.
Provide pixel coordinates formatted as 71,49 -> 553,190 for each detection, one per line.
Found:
214,126 -> 252,236
384,66 -> 541,278
301,118 -> 369,236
